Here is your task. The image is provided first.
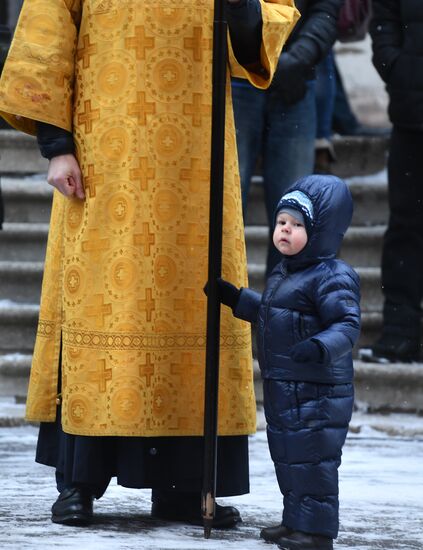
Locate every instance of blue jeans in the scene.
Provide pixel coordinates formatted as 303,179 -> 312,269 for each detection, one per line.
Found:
315,50 -> 336,141
231,81 -> 316,275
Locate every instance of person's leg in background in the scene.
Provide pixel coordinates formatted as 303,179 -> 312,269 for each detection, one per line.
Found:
314,50 -> 336,174
263,82 -> 317,275
360,127 -> 423,362
231,81 -> 266,216
332,56 -> 391,137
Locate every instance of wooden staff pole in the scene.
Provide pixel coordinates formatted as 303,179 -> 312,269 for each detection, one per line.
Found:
202,0 -> 228,540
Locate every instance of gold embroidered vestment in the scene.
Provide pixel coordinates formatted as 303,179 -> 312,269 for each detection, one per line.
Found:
0,0 -> 299,436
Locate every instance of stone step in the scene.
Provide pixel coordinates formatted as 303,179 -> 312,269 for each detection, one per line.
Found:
1,169 -> 388,229
0,129 -> 388,177
245,171 -> 389,227
245,225 -> 385,268
250,312 -> 390,359
0,130 -> 48,174
0,222 -> 385,266
0,258 -> 383,310
254,359 -> 423,414
1,175 -> 52,223
0,223 -> 48,261
0,262 -> 43,303
2,350 -> 422,414
0,304 -> 38,354
248,264 -> 382,313
0,354 -> 31,399
331,135 -> 389,178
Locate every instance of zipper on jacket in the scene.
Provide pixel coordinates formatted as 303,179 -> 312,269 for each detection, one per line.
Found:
262,262 -> 288,364
299,312 -> 305,339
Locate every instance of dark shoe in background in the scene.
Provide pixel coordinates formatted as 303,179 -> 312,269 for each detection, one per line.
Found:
260,523 -> 293,543
151,492 -> 241,528
359,334 -> 420,363
277,530 -> 333,549
314,138 -> 336,174
51,487 -> 93,526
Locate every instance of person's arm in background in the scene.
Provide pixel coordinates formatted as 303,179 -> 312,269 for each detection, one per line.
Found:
36,122 -> 84,199
272,0 -> 344,104
226,0 -> 263,67
370,0 -> 402,83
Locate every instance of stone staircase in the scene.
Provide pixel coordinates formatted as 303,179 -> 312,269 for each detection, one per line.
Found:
0,130 -> 422,414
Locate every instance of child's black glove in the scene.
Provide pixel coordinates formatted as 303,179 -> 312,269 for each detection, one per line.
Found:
204,278 -> 241,310
290,339 -> 323,363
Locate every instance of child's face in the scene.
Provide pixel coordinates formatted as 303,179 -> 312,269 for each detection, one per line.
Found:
273,211 -> 308,256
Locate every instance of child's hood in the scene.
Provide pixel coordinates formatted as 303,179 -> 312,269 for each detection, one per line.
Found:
281,174 -> 353,269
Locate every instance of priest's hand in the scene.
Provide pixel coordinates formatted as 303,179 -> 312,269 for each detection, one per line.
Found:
47,154 -> 85,200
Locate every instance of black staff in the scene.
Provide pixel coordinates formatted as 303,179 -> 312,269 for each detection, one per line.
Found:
202,0 -> 228,540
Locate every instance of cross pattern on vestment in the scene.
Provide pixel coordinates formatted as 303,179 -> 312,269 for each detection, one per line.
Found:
176,223 -> 207,251
170,352 -> 200,380
184,27 -> 212,61
174,288 -> 203,323
139,353 -> 155,386
127,91 -> 156,125
77,34 -> 98,69
125,26 -> 155,60
85,164 -> 104,197
84,293 -> 112,328
179,158 -> 209,193
129,157 -> 155,191
133,222 -> 155,255
183,93 -> 211,127
138,288 -> 155,322
88,359 -> 112,392
78,100 -> 100,133
81,228 -> 110,260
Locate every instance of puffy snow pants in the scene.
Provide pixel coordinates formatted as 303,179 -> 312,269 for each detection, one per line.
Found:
263,380 -> 354,538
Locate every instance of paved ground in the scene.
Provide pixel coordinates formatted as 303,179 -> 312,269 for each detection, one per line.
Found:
1,409 -> 423,550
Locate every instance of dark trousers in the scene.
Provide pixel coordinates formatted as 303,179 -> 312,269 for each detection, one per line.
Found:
263,380 -> 354,539
381,127 -> 423,341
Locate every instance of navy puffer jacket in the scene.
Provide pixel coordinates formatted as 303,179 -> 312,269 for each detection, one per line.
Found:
235,175 -> 361,383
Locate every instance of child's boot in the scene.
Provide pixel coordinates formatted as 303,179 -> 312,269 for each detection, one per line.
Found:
260,523 -> 292,543
277,530 -> 333,550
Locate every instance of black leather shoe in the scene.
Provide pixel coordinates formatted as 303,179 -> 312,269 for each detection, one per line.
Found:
277,530 -> 333,550
260,523 -> 292,543
51,487 -> 93,526
151,496 -> 241,528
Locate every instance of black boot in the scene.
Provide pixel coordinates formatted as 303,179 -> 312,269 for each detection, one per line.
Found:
277,530 -> 333,550
359,333 -> 420,363
151,490 -> 241,528
260,523 -> 292,543
51,487 -> 93,526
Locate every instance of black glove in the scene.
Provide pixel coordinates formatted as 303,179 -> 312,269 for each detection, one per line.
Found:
270,52 -> 308,105
204,278 -> 241,310
290,339 -> 323,363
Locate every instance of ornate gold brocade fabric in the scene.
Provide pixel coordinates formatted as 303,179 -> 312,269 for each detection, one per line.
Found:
0,0 -> 299,436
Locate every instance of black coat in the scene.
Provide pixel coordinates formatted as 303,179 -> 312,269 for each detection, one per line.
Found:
284,0 -> 345,74
371,0 -> 423,129
235,175 -> 361,384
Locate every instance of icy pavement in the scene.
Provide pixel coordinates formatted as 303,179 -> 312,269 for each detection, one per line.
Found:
1,421 -> 423,550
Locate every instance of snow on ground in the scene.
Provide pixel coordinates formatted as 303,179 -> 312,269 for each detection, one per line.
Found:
345,169 -> 388,187
0,424 -> 422,550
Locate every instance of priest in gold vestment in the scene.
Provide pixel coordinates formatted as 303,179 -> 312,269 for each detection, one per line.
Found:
0,0 -> 298,526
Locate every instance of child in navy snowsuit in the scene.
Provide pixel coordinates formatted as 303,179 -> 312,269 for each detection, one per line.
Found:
216,175 -> 361,550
